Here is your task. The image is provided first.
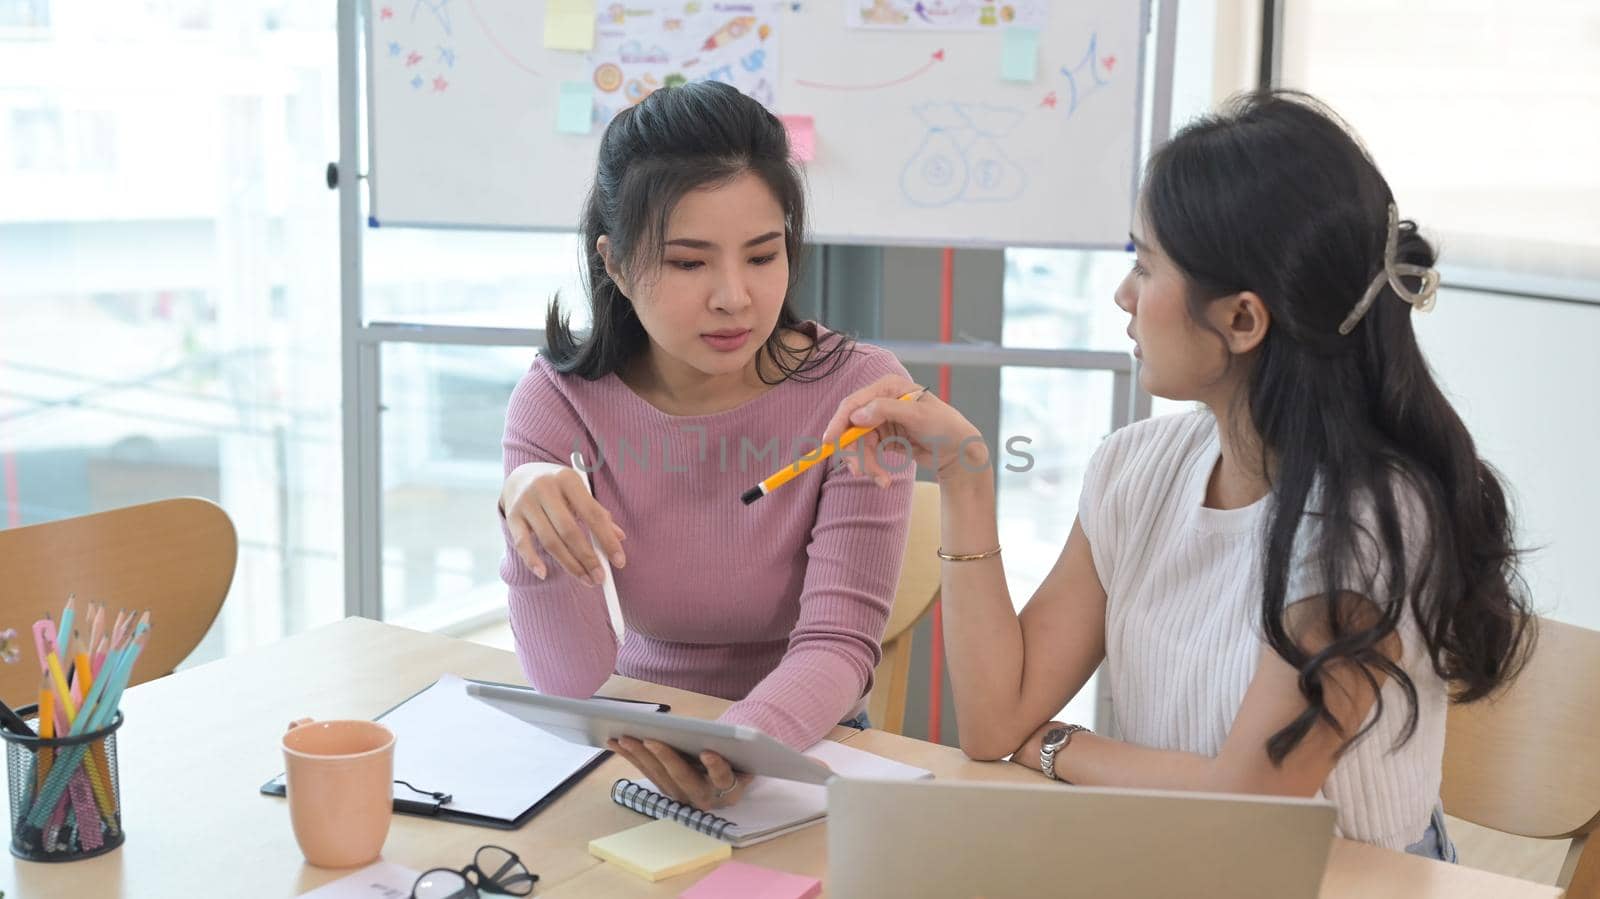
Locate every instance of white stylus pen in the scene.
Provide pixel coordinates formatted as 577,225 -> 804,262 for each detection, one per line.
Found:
571,451 -> 625,644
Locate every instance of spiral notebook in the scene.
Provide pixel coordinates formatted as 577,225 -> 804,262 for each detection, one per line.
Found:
609,739 -> 932,848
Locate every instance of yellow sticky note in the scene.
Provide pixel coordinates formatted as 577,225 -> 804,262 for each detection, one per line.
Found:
545,0 -> 595,51
588,819 -> 731,882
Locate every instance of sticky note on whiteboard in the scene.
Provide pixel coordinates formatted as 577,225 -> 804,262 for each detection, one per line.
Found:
558,81 -> 595,134
545,0 -> 596,51
780,115 -> 816,163
1001,28 -> 1040,82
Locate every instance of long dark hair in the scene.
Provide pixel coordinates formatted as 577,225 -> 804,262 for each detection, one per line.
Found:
1143,91 -> 1534,762
546,80 -> 849,383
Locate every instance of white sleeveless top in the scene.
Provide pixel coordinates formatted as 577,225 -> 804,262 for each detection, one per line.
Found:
1079,411 -> 1447,850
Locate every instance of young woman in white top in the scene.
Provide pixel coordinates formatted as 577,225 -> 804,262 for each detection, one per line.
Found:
822,91 -> 1533,859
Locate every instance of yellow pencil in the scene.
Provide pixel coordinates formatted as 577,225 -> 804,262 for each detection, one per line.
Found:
51,651 -> 116,825
45,652 -> 77,721
740,388 -> 927,505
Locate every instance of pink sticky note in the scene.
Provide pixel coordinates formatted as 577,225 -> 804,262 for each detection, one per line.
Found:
679,861 -> 822,899
780,115 -> 815,163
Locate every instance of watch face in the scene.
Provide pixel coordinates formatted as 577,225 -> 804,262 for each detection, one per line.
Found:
1043,726 -> 1069,748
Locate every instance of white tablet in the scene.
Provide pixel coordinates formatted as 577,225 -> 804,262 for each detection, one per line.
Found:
466,682 -> 834,786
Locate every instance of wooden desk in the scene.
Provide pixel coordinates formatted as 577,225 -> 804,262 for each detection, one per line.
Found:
0,618 -> 1562,898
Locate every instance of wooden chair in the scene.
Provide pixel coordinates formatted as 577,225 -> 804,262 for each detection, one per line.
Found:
0,498 -> 237,708
866,481 -> 942,735
1441,616 -> 1600,897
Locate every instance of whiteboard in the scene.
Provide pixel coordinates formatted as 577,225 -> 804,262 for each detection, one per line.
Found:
367,0 -> 1152,249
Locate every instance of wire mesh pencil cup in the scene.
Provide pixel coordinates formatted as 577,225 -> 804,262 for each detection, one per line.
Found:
1,705 -> 125,862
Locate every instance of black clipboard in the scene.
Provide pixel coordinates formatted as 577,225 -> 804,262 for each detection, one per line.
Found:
259,677 -> 669,830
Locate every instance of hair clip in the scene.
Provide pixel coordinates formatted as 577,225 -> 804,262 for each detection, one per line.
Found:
1338,204 -> 1441,336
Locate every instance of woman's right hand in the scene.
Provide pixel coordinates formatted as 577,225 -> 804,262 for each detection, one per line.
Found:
820,375 -> 990,486
500,463 -> 626,586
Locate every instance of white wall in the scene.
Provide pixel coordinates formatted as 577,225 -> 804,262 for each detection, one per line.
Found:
1415,289 -> 1600,632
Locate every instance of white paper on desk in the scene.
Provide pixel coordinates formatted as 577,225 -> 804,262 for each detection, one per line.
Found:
380,673 -> 606,821
297,860 -> 419,897
630,738 -> 933,845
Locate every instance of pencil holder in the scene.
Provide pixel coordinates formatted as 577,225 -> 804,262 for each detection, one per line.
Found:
1,705 -> 125,862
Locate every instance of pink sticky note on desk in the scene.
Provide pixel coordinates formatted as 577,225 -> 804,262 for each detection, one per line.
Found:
679,861 -> 822,899
780,115 -> 815,163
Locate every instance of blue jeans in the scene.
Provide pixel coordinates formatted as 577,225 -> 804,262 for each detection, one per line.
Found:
1404,805 -> 1458,863
840,711 -> 872,730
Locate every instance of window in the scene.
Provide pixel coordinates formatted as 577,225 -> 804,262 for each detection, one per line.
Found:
379,344 -> 531,631
0,0 -> 49,29
10,107 -> 63,171
363,229 -> 585,329
0,3 -> 344,662
1281,0 -> 1600,281
144,0 -> 212,31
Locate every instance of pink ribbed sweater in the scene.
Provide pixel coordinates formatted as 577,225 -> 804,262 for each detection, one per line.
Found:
499,327 -> 914,749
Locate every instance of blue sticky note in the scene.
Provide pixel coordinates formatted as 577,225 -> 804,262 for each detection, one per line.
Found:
1002,28 -> 1040,83
558,81 -> 594,135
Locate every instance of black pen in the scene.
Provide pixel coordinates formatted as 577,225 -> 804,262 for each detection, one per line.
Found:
0,700 -> 37,738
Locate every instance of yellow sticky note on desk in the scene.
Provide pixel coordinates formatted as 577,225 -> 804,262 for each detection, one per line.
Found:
588,819 -> 731,882
545,0 -> 596,51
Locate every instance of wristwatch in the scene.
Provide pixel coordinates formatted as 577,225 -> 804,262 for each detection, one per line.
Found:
1039,723 -> 1090,782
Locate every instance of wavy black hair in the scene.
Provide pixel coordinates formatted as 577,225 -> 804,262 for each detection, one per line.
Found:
1142,90 -> 1534,762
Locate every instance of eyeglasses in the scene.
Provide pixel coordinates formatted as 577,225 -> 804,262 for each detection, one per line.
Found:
411,845 -> 539,899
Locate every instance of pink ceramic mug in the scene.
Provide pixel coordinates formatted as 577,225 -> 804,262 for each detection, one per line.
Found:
281,718 -> 395,868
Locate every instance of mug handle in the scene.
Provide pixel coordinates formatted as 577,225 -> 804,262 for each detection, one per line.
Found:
286,717 -> 314,732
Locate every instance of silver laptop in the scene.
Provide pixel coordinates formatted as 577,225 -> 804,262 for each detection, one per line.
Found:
827,779 -> 1336,899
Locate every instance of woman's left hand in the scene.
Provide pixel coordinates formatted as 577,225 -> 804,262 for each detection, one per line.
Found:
607,738 -> 752,810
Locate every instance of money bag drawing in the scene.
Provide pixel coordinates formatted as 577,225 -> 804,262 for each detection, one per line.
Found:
900,102 -> 1028,208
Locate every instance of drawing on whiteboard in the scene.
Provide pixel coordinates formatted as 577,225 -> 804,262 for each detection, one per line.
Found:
795,48 -> 945,91
848,1 -> 1049,31
459,0 -> 541,76
900,103 -> 1027,207
857,0 -> 909,25
410,0 -> 453,36
378,0 -> 461,94
748,78 -> 775,108
1059,31 -> 1114,117
384,0 -> 460,94
594,63 -> 624,92
702,16 -> 757,50
589,2 -> 783,125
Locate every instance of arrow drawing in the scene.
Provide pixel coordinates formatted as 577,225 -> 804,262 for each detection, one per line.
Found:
795,49 -> 945,92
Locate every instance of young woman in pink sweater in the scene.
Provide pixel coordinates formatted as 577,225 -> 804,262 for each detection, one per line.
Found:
497,81 -> 914,809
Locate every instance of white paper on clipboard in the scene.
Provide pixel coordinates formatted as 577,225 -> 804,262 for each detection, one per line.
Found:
571,451 -> 626,644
